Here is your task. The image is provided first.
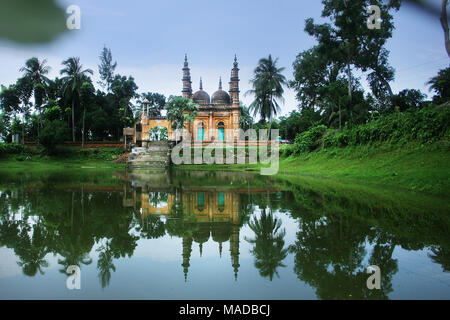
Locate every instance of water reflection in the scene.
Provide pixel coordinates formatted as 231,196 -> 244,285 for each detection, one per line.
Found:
0,169 -> 449,299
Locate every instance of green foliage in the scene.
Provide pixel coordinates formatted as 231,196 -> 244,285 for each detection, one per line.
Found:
148,126 -> 168,141
427,66 -> 450,105
247,55 -> 287,124
304,106 -> 450,151
0,143 -> 25,157
165,96 -> 199,130
39,120 -> 69,153
293,125 -> 327,155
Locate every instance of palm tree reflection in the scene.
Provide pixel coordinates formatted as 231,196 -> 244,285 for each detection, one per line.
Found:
245,209 -> 288,280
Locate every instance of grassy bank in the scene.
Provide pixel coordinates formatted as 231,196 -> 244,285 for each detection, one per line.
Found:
0,145 -> 127,169
178,141 -> 450,197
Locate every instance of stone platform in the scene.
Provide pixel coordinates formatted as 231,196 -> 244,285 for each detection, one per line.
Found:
127,141 -> 171,169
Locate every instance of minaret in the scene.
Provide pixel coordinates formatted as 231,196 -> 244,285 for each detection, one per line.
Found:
182,237 -> 193,282
230,225 -> 240,281
229,55 -> 240,108
182,54 -> 192,99
229,55 -> 241,140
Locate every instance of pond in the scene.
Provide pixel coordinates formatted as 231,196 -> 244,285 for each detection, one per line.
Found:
0,168 -> 449,299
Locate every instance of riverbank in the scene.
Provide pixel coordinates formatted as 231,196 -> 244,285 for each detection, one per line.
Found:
177,141 -> 450,197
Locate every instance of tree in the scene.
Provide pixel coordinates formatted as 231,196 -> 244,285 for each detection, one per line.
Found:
239,103 -> 253,131
427,66 -> 450,104
39,119 -> 69,153
441,0 -> 450,57
305,0 -> 400,118
20,57 -> 51,138
80,82 -> 95,147
138,92 -> 166,117
98,46 -> 117,92
60,57 -> 93,142
111,75 -> 138,132
392,89 -> 427,111
165,96 -> 199,135
247,55 -> 287,129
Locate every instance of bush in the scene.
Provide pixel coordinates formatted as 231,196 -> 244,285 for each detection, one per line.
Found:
0,143 -> 24,157
39,120 -> 69,153
291,106 -> 450,155
292,125 -> 327,155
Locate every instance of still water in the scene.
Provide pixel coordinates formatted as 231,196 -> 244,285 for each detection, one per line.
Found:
0,168 -> 449,299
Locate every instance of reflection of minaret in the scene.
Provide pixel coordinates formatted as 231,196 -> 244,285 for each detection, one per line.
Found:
230,225 -> 240,281
182,237 -> 193,282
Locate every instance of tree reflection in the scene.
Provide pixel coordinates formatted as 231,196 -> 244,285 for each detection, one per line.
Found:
245,209 -> 288,281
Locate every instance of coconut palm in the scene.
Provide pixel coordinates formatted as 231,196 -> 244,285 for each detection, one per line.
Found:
60,57 -> 93,142
246,55 -> 287,130
20,57 -> 51,135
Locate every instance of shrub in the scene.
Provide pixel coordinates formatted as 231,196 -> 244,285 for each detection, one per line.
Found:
290,105 -> 450,155
39,120 -> 70,153
293,125 -> 327,155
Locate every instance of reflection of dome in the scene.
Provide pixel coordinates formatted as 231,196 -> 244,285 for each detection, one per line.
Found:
211,224 -> 232,243
193,90 -> 210,105
211,90 -> 231,105
193,226 -> 210,244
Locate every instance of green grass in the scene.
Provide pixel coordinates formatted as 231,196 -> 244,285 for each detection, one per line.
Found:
177,141 -> 450,197
0,145 -> 126,169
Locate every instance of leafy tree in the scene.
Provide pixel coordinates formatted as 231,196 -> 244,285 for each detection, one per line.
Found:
304,0 -> 400,118
39,119 -> 69,153
60,57 -> 93,142
392,89 -> 427,111
138,92 -> 166,117
427,66 -> 450,104
111,75 -> 138,130
247,55 -> 287,129
165,96 -> 199,136
239,103 -> 253,131
98,46 -> 117,92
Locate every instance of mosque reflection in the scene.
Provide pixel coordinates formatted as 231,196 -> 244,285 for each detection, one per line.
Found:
120,170 -> 280,281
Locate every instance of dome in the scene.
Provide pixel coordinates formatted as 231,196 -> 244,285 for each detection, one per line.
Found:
211,90 -> 231,105
193,90 -> 210,105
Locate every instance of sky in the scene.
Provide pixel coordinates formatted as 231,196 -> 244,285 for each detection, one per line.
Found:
0,0 -> 448,117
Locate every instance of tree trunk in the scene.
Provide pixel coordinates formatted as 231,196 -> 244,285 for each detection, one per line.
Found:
71,99 -> 75,142
346,62 -> 353,122
441,0 -> 450,57
82,107 -> 86,148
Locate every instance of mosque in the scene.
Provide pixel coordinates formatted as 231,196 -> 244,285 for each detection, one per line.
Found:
134,55 -> 241,145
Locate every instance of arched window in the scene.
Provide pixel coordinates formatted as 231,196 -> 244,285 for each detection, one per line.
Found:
217,122 -> 225,142
197,122 -> 204,141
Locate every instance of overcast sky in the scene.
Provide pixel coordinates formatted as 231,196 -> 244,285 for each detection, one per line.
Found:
0,0 -> 448,117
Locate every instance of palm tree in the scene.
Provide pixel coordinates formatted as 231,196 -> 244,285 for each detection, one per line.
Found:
246,55 -> 287,131
60,57 -> 93,142
20,57 -> 51,138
